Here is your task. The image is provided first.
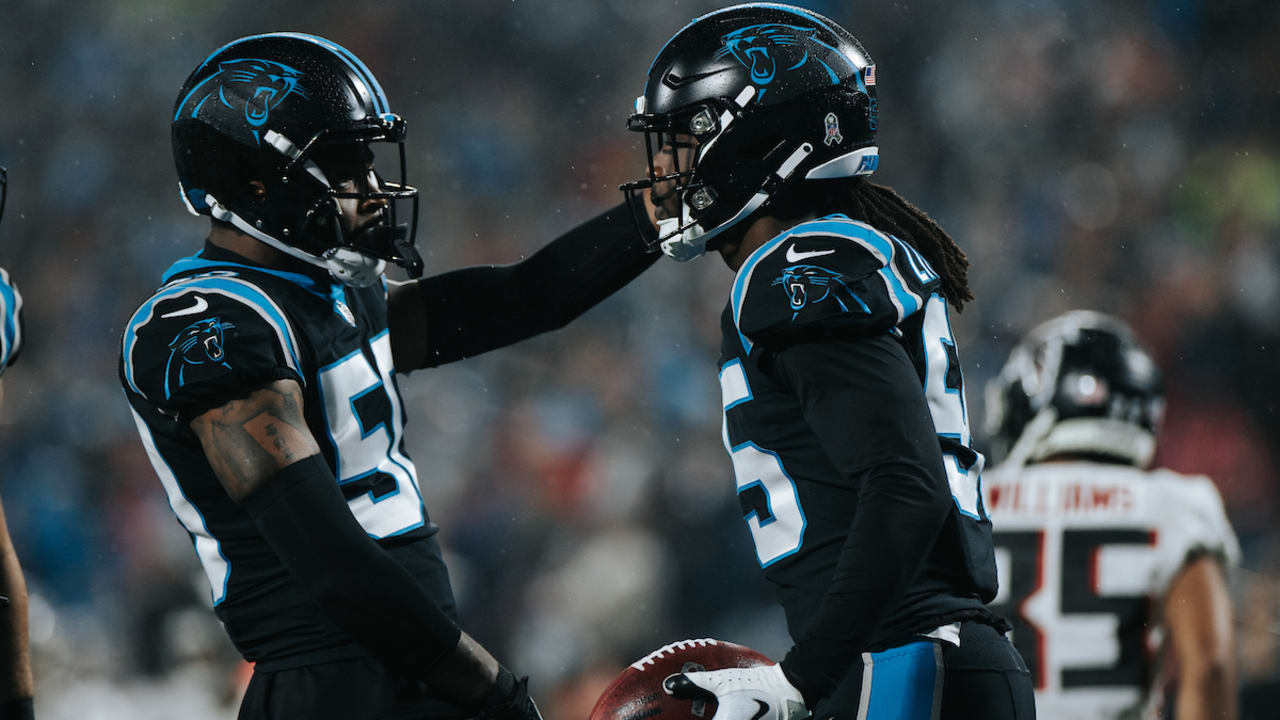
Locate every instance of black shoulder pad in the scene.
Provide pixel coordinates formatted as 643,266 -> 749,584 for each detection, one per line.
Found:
731,216 -> 941,353
121,275 -> 304,414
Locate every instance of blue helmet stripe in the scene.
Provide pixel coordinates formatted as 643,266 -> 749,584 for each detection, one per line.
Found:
173,72 -> 221,122
0,268 -> 15,368
283,32 -> 390,114
648,3 -> 853,77
741,3 -> 844,39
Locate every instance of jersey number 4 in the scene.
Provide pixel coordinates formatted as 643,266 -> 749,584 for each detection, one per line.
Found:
317,330 -> 426,539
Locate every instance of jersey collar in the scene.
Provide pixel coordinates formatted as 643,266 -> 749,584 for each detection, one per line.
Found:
161,242 -> 335,298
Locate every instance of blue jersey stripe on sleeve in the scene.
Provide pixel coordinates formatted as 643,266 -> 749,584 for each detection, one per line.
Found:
129,406 -> 232,604
731,216 -> 926,354
0,267 -> 20,371
123,276 -> 302,400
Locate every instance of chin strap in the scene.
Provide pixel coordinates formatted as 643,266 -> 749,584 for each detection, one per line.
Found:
205,193 -> 385,287
659,142 -> 814,262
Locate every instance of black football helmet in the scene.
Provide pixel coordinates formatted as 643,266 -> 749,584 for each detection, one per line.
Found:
984,311 -> 1165,468
172,33 -> 420,287
622,3 -> 878,260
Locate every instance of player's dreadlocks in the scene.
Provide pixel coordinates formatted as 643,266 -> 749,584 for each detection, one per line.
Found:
768,177 -> 974,312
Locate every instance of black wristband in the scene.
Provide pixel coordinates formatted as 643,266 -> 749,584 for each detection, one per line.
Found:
0,697 -> 34,720
779,652 -> 823,709
476,667 -> 519,710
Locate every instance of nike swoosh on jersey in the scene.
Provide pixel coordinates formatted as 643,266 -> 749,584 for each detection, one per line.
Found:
785,246 -> 836,262
750,699 -> 770,720
161,296 -> 209,318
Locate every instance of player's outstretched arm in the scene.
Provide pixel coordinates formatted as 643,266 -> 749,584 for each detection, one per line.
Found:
387,202 -> 657,371
0,489 -> 35,720
1165,555 -> 1236,720
191,380 -> 540,717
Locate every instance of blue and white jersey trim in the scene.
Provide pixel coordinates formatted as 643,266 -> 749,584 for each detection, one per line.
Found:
730,216 -> 924,354
129,407 -> 231,605
0,267 -> 22,373
122,274 -> 302,399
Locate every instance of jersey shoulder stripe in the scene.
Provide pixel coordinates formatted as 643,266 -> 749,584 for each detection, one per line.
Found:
0,267 -> 23,373
730,215 -> 937,354
122,273 -> 303,401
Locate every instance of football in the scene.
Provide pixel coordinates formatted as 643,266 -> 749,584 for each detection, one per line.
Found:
589,638 -> 773,720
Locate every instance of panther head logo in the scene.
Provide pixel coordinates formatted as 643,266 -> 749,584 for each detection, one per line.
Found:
169,317 -> 235,365
772,264 -> 866,317
716,23 -> 856,96
183,58 -> 305,142
165,317 -> 236,397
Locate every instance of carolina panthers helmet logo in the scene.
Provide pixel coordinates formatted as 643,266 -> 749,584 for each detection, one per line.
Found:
182,58 -> 305,143
772,264 -> 867,319
717,24 -> 857,98
165,317 -> 236,398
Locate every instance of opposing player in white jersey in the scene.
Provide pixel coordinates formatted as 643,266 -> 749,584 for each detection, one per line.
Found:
983,310 -> 1239,720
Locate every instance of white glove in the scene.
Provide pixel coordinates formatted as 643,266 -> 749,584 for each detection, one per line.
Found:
664,664 -> 810,720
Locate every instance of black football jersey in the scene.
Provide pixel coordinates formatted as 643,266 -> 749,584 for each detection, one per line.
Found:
718,214 -> 999,649
120,244 -> 455,664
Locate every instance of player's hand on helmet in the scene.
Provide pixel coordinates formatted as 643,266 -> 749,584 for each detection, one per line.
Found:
472,668 -> 543,720
664,664 -> 809,720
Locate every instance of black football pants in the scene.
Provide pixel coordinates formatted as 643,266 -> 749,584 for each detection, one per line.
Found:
238,654 -> 460,720
814,621 -> 1036,720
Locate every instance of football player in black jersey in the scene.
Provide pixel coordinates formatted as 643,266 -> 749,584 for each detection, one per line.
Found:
621,6 -> 1033,719
0,166 -> 34,720
120,34 -> 657,720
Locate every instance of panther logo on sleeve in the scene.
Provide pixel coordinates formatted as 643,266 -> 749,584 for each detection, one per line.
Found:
165,317 -> 236,398
772,264 -> 868,319
177,58 -> 306,143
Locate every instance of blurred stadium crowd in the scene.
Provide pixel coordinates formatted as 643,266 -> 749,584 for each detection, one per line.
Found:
0,0 -> 1276,718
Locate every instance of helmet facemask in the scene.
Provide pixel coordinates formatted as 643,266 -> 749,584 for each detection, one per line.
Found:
621,88 -> 780,261
232,113 -> 421,287
281,116 -> 422,285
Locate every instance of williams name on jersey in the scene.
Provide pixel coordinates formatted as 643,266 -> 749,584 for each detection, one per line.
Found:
984,461 -> 1240,719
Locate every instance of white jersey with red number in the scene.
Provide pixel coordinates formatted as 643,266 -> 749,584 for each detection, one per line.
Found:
982,461 -> 1240,720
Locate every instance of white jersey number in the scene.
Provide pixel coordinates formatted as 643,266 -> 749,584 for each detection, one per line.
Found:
316,330 -> 426,539
719,359 -> 806,567
920,295 -> 984,518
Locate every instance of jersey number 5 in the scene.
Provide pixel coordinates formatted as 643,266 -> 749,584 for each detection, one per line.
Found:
720,359 -> 806,567
317,330 -> 426,539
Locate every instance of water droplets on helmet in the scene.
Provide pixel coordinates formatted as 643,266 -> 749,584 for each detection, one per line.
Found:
172,32 -> 422,286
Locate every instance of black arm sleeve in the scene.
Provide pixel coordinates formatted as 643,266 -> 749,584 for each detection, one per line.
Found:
767,333 -> 953,704
415,202 -> 657,367
241,454 -> 461,677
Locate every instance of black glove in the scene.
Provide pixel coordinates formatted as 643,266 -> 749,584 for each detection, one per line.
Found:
473,668 -> 542,720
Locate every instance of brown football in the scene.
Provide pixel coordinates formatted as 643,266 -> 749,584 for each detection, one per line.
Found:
588,638 -> 773,720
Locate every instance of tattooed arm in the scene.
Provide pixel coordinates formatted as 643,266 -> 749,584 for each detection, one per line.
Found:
189,380 -> 508,705
190,379 -> 319,500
